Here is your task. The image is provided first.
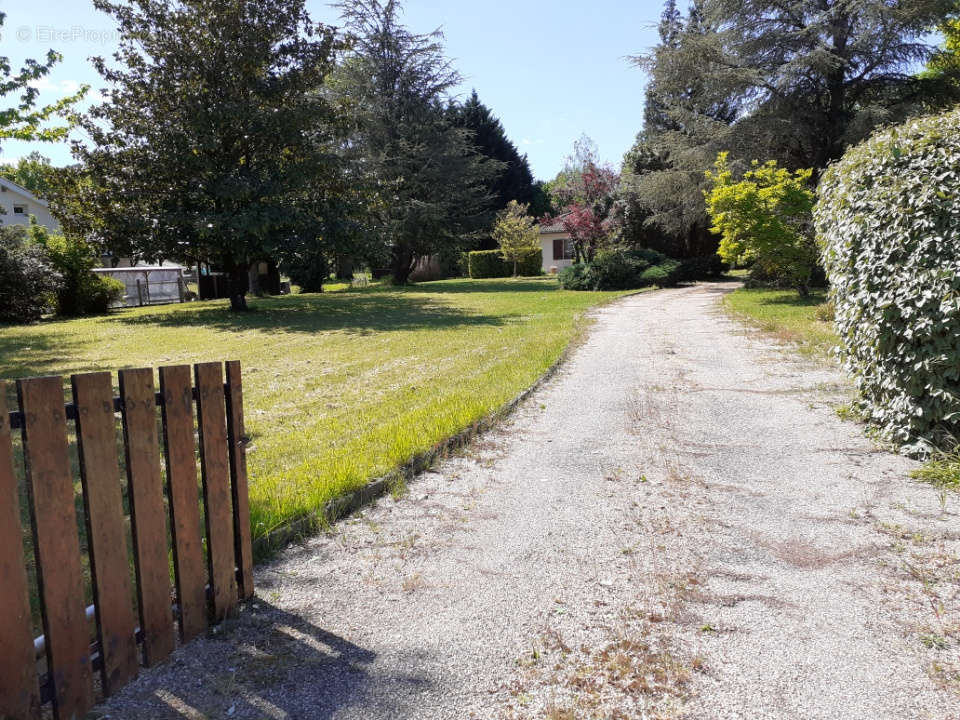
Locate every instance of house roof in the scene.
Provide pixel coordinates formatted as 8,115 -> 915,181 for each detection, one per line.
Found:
539,212 -> 571,234
0,176 -> 49,207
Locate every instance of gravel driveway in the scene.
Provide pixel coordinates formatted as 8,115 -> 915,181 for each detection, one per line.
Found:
98,282 -> 960,719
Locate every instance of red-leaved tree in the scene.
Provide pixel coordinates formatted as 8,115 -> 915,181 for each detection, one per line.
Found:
543,137 -> 618,262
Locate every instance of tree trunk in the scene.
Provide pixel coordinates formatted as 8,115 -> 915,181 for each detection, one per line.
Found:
227,262 -> 249,311
390,244 -> 415,285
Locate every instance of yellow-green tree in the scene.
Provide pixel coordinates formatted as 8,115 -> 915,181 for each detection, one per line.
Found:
493,200 -> 539,276
705,153 -> 817,296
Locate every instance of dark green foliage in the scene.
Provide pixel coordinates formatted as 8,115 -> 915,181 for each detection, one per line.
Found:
447,91 -> 536,216
678,254 -> 726,281
558,248 -> 680,291
334,0 -> 499,285
467,249 -> 541,278
72,0 -> 345,311
816,107 -> 960,453
0,226 -> 61,323
625,0 -> 960,262
286,250 -> 329,293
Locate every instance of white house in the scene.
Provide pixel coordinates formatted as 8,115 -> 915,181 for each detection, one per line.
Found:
0,177 -> 60,231
539,214 -> 575,274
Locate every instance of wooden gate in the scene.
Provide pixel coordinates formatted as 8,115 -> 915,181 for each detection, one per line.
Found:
0,361 -> 254,720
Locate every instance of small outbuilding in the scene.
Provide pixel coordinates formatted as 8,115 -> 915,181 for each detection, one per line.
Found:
539,214 -> 575,274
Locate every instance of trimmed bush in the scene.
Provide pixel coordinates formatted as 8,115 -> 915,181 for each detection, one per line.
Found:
0,226 -> 62,323
557,247 -> 681,291
816,107 -> 960,452
467,248 -> 541,278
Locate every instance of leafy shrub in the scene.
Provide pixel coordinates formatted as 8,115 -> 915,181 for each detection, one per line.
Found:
640,260 -> 681,286
706,153 -> 818,295
467,249 -> 541,278
0,225 -> 62,323
556,262 -> 592,290
36,226 -> 124,315
816,107 -> 960,452
558,247 -> 680,291
678,254 -> 726,281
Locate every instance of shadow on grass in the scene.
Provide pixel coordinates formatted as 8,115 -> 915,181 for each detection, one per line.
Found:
0,330 -> 96,386
112,292 -> 506,335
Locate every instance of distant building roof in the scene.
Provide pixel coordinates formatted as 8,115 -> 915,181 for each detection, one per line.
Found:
539,213 -> 571,234
0,176 -> 49,207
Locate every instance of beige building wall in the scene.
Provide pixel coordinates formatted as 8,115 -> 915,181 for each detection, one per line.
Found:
540,232 -> 575,273
0,178 -> 60,231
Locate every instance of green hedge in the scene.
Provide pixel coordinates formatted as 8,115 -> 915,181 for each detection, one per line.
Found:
467,249 -> 542,278
816,106 -> 960,453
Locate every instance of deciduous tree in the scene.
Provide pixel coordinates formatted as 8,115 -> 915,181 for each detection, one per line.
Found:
705,153 -> 816,295
72,0 -> 346,310
493,200 -> 539,276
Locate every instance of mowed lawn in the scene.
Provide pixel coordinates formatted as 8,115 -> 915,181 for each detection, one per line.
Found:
1,277 -> 627,545
723,287 -> 838,358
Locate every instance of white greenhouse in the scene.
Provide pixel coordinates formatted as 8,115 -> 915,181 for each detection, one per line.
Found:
92,266 -> 188,308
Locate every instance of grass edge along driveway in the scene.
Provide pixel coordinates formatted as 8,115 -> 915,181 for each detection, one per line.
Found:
1,277 -> 631,549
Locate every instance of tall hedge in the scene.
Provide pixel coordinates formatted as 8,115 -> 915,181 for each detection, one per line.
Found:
816,108 -> 960,453
467,249 -> 541,278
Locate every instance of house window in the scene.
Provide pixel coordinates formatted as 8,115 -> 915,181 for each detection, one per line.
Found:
552,237 -> 574,261
12,205 -> 25,215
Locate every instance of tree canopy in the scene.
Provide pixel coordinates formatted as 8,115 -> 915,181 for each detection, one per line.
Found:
68,0 -> 346,310
624,0 -> 960,261
333,0 -> 499,284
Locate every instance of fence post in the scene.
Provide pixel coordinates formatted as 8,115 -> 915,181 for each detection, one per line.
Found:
136,278 -> 143,306
119,368 -> 176,666
194,362 -> 238,622
18,376 -> 94,720
0,381 -> 42,720
72,372 -> 139,696
225,361 -> 254,599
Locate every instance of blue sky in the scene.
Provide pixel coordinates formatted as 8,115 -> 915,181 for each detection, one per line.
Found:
0,0 -> 662,180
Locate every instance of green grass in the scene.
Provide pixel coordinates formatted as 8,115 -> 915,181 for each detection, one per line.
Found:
722,287 -> 838,357
1,277 -> 628,548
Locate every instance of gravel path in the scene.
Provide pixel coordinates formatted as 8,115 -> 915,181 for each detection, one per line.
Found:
99,282 -> 960,719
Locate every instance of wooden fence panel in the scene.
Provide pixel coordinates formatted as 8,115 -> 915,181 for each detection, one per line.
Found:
72,372 -> 139,696
158,365 -> 208,642
225,361 -> 254,600
18,376 -> 94,720
118,368 -> 175,666
194,362 -> 237,621
0,382 -> 42,720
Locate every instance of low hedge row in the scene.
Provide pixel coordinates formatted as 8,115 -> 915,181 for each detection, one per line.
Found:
467,249 -> 542,278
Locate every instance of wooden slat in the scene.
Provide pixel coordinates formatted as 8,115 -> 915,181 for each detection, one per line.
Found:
72,372 -> 139,696
194,362 -> 237,621
158,366 -> 207,642
17,376 -> 94,720
224,361 -> 254,600
0,382 -> 42,720
119,369 -> 175,666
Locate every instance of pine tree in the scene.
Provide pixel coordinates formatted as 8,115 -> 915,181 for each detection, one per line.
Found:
334,0 -> 499,284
